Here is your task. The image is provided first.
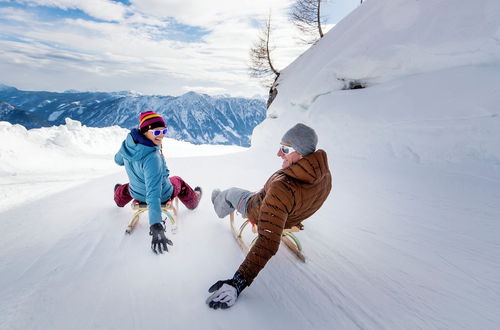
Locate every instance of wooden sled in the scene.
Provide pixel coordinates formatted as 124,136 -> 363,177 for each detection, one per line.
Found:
126,198 -> 179,234
229,212 -> 306,262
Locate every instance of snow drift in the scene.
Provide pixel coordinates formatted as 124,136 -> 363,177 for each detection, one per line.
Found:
254,0 -> 500,177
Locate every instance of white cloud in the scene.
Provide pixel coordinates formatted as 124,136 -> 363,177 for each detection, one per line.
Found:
0,6 -> 37,22
129,0 -> 292,27
0,0 -> 348,96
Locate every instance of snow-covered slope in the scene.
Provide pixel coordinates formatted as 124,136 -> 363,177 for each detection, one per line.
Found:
260,65 -> 500,177
1,143 -> 499,329
259,0 -> 500,176
1,0 -> 500,329
272,0 -> 500,109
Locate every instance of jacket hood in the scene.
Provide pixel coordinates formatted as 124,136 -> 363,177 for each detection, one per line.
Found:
118,129 -> 159,161
282,149 -> 330,184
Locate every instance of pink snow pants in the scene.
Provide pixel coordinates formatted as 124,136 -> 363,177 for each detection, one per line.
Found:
114,176 -> 200,210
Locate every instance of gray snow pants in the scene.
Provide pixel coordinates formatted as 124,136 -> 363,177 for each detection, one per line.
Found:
212,187 -> 254,218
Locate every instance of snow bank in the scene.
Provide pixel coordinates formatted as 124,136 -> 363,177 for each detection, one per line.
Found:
252,0 -> 500,177
274,0 -> 500,106
0,118 -> 128,176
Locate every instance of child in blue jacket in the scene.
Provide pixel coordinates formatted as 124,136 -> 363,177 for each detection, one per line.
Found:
114,111 -> 201,254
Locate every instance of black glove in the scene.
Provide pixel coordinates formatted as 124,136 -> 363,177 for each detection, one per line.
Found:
206,272 -> 248,310
149,222 -> 173,254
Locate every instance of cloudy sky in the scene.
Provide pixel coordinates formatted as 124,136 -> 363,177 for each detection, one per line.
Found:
0,0 -> 360,97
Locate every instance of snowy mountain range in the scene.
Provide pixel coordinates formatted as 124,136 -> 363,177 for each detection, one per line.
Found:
0,85 -> 266,146
0,101 -> 51,129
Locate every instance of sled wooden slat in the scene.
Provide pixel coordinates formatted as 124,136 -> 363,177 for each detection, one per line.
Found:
126,198 -> 178,234
229,212 -> 306,262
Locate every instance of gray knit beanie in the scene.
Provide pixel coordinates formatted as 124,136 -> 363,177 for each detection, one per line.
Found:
281,123 -> 318,156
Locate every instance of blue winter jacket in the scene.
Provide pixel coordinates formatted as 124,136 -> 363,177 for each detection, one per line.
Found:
115,129 -> 173,225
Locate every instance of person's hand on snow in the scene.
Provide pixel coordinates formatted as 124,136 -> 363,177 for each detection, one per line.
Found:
206,272 -> 248,309
149,222 -> 173,254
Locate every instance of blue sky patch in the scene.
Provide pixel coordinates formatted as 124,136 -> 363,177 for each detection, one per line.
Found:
37,6 -> 105,23
112,0 -> 132,5
0,2 -> 112,23
165,20 -> 211,43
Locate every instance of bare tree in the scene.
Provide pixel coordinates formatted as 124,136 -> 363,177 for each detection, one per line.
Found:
249,13 -> 280,88
289,0 -> 327,44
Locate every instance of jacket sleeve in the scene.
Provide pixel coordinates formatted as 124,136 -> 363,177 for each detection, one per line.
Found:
143,152 -> 163,225
114,151 -> 124,166
236,180 -> 293,285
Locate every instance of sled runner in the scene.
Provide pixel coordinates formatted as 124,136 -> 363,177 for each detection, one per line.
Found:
126,198 -> 179,234
229,212 -> 306,262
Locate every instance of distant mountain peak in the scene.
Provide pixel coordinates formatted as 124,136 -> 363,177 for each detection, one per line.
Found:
0,86 -> 266,146
110,90 -> 143,97
180,91 -> 204,98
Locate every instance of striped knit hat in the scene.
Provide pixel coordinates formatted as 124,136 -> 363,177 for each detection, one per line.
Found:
139,111 -> 165,133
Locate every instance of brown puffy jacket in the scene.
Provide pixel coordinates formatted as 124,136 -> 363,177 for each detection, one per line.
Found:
237,149 -> 332,284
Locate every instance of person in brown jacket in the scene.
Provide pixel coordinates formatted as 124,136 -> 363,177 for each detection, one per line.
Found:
206,123 -> 332,309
